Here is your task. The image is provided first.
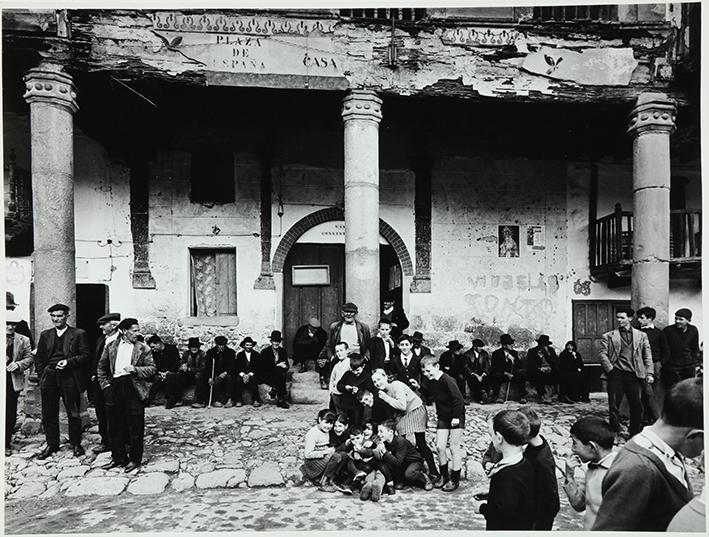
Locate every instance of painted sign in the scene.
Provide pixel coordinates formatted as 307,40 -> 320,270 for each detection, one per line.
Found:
526,225 -> 545,251
498,225 -> 520,258
297,221 -> 387,245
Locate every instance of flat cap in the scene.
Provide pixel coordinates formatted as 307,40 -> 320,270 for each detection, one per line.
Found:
48,303 -> 70,313
97,312 -> 121,325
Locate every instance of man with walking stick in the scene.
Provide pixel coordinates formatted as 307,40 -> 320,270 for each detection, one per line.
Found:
203,336 -> 236,408
490,334 -> 527,403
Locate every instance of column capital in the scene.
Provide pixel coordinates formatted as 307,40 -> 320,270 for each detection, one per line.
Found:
23,65 -> 79,114
627,93 -> 676,138
342,89 -> 382,124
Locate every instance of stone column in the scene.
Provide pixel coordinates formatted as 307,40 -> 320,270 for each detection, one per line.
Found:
23,65 -> 79,333
342,90 -> 382,328
627,93 -> 676,327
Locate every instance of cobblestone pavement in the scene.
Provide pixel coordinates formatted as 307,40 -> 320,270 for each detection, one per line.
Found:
4,395 -> 705,533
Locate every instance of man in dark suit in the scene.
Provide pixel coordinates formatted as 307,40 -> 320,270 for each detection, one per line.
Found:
97,317 -> 155,472
234,336 -> 262,407
292,317 -> 327,373
527,335 -> 559,402
6,311 -> 33,456
199,335 -> 236,408
439,340 -> 467,401
88,313 -> 121,454
35,303 -> 90,459
411,331 -> 432,359
391,334 -> 424,391
409,331 -> 433,403
463,338 -> 490,403
369,318 -> 398,372
380,295 -> 409,341
260,330 -> 290,409
490,334 -> 527,403
147,334 -> 181,408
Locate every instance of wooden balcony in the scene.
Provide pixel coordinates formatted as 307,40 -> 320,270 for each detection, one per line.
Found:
590,204 -> 701,281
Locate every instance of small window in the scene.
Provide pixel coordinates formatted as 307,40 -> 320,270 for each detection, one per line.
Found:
292,265 -> 330,286
190,248 -> 237,316
190,151 -> 235,203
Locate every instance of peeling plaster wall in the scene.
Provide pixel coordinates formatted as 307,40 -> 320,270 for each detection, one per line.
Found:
408,157 -> 570,352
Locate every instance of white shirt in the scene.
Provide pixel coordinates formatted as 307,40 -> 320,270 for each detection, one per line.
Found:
634,427 -> 689,489
55,326 -> 68,337
114,339 -> 134,378
489,450 -> 524,477
401,352 -> 412,368
329,358 -> 351,395
340,323 -> 359,354
105,332 -> 119,346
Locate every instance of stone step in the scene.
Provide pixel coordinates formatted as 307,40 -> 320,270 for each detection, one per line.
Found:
289,385 -> 330,405
289,371 -> 321,386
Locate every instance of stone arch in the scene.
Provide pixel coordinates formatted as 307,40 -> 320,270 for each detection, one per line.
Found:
272,207 -> 414,276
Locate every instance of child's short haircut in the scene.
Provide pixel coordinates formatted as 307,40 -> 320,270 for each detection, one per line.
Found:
348,426 -> 363,437
518,406 -> 541,438
397,334 -> 412,345
569,416 -> 615,450
362,418 -> 378,435
335,341 -> 349,350
349,353 -> 365,369
379,419 -> 397,432
317,409 -> 336,423
492,409 -> 530,446
662,377 -> 703,429
378,318 -> 392,326
336,412 -> 349,425
636,306 -> 657,320
420,355 -> 439,368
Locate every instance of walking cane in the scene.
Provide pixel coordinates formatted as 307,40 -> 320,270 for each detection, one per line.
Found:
208,359 -> 215,407
504,379 -> 511,402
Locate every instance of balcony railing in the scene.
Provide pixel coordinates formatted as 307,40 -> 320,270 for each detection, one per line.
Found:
591,204 -> 701,278
533,5 -> 619,22
339,8 -> 427,22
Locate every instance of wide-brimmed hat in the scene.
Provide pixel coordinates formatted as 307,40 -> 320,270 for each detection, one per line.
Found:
472,338 -> 486,348
412,331 -> 424,342
308,317 -> 321,328
187,337 -> 202,348
536,334 -> 552,346
240,336 -> 256,347
97,312 -> 121,325
447,340 -> 464,351
6,291 -> 19,308
499,334 -> 515,345
214,336 -> 228,345
269,330 -> 283,342
342,302 -> 358,313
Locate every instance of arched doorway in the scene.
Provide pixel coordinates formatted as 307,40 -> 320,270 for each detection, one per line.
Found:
273,208 -> 413,353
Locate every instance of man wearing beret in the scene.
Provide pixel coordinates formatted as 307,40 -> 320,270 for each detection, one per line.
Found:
35,304 -> 90,459
319,302 -> 371,389
663,308 -> 701,389
97,318 -> 155,472
88,313 -> 121,454
147,334 -> 181,408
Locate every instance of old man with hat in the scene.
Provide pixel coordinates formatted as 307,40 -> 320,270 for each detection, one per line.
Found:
490,334 -> 527,403
88,312 -> 121,453
527,334 -> 559,403
411,331 -> 432,359
6,310 -> 33,455
97,317 -> 155,472
261,330 -> 290,409
147,334 -> 181,408
463,338 -> 491,404
34,303 -> 90,459
6,291 -> 34,348
179,337 -> 207,408
439,340 -> 469,402
234,336 -> 263,407
198,335 -> 237,408
292,317 -> 327,373
319,302 -> 372,389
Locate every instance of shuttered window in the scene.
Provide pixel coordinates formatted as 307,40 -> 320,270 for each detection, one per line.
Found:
190,248 -> 237,316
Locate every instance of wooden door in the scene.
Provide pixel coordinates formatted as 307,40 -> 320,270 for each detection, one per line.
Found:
572,300 -> 631,363
283,243 -> 345,355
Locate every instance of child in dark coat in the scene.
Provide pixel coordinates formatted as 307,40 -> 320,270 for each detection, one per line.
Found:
519,406 -> 560,530
473,409 -> 536,530
336,353 -> 374,427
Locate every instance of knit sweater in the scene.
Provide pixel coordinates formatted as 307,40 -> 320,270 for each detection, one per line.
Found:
592,438 -> 694,531
480,458 -> 536,530
427,372 -> 465,422
663,324 -> 700,368
524,437 -> 560,525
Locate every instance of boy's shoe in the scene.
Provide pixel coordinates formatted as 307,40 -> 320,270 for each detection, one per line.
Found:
442,481 -> 459,492
433,479 -> 448,489
385,483 -> 396,495
352,471 -> 367,486
423,474 -> 434,491
335,483 -> 353,495
277,400 -> 290,409
429,473 -> 442,485
359,482 -> 372,501
370,481 -> 383,502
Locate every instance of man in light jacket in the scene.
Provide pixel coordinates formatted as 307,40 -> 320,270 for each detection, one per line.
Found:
599,306 -> 653,436
97,317 -> 155,472
6,311 -> 33,455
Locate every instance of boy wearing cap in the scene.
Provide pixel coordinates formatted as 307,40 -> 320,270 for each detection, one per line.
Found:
201,336 -> 236,408
35,304 -> 90,459
463,338 -> 490,404
292,318 -> 327,373
234,337 -> 263,407
490,334 -> 527,403
663,308 -> 700,389
527,335 -> 559,403
147,334 -> 181,408
97,318 -> 156,472
89,313 -> 121,453
6,311 -> 33,456
261,330 -> 290,409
